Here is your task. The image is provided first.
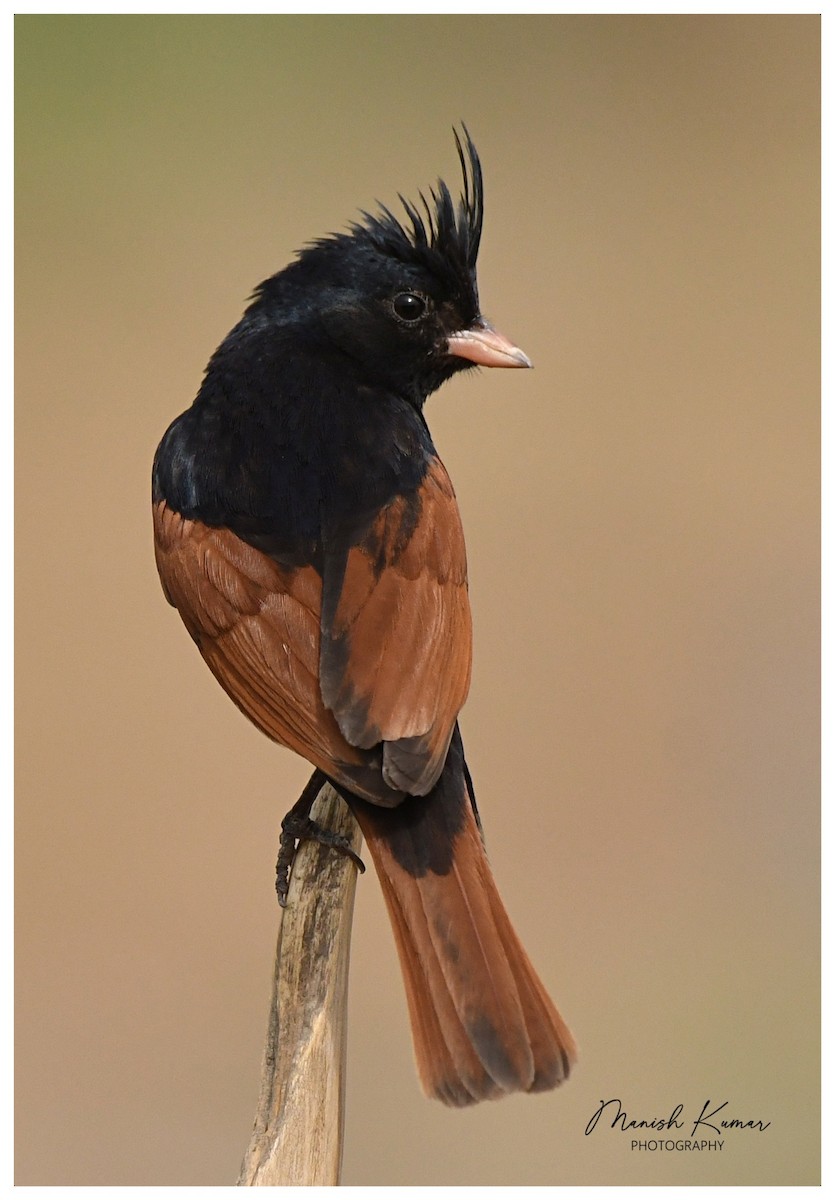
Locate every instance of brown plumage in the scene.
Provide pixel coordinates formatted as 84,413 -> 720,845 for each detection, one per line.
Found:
152,456 -> 471,806
352,755 -> 577,1104
321,457 -> 471,796
153,465 -> 577,1103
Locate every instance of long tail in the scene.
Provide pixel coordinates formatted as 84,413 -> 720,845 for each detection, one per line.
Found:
346,727 -> 577,1106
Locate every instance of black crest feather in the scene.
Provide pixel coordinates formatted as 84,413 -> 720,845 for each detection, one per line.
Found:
250,127 -> 484,313
353,126 -> 483,278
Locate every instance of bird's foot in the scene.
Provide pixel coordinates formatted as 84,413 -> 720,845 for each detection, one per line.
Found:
275,773 -> 365,907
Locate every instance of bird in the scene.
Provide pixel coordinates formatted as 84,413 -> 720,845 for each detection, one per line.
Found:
152,129 -> 577,1105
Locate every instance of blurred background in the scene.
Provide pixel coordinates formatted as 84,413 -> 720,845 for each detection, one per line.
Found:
15,14 -> 819,1186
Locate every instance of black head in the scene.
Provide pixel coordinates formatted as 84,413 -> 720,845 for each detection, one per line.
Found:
248,128 -> 530,406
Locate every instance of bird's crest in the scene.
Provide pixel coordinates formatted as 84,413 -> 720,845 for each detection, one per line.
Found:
352,127 -> 483,278
250,128 -> 484,311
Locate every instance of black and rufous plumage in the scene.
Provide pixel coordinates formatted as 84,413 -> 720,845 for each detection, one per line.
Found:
152,131 -> 576,1104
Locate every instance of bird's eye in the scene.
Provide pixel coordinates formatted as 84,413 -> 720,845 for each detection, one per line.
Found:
392,292 -> 428,323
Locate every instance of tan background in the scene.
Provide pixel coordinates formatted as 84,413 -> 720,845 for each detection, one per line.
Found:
15,14 -> 819,1187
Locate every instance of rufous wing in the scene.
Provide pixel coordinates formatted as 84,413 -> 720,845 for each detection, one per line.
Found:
152,501 -> 389,803
320,456 -> 472,797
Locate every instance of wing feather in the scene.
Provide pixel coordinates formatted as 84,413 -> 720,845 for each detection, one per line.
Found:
153,501 -> 389,804
321,457 -> 472,794
154,453 -> 471,804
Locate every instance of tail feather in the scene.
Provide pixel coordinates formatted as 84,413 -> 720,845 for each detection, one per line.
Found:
483,871 -> 576,1092
374,858 -> 502,1105
347,729 -> 576,1104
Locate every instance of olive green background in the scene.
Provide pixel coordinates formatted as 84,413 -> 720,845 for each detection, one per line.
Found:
15,14 -> 819,1186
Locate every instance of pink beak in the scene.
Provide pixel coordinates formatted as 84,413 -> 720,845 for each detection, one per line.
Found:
445,318 -> 532,369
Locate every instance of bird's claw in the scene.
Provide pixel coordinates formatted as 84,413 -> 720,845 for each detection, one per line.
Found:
275,811 -> 365,907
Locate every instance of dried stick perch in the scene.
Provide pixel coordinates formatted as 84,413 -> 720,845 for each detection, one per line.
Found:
238,782 -> 363,1186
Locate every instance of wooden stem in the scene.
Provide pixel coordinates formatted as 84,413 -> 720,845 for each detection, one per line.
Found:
237,783 -> 363,1186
